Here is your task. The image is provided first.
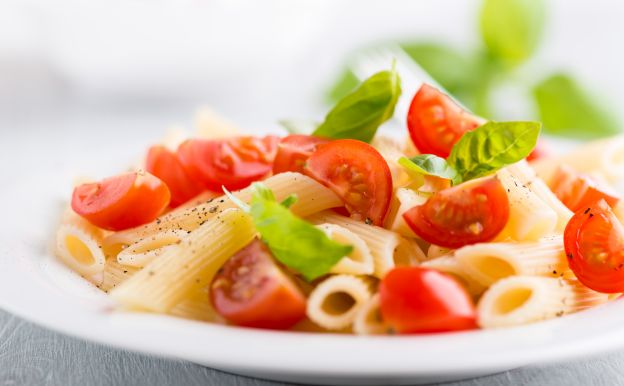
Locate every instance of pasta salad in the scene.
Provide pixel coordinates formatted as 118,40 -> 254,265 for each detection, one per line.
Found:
56,66 -> 624,335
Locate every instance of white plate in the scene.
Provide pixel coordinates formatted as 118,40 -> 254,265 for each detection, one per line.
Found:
3,142 -> 624,386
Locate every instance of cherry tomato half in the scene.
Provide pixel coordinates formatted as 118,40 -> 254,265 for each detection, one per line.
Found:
177,136 -> 279,191
379,267 -> 477,334
72,172 -> 171,231
407,84 -> 485,158
211,239 -> 307,329
403,177 -> 509,249
549,165 -> 619,213
304,139 -> 393,226
564,200 -> 624,293
272,134 -> 330,174
146,145 -> 205,208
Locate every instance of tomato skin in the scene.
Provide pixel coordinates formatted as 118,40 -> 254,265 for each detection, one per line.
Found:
304,139 -> 393,226
211,239 -> 306,329
272,134 -> 330,174
177,136 -> 279,191
379,267 -> 477,334
526,139 -> 551,162
564,200 -> 624,293
550,165 -> 619,213
72,172 -> 171,231
403,178 -> 509,249
407,84 -> 485,158
146,146 -> 206,208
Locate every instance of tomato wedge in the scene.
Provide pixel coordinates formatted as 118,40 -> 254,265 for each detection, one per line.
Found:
403,177 -> 509,248
379,267 -> 477,334
304,139 -> 393,226
272,134 -> 330,174
549,165 -> 619,213
407,84 -> 484,158
564,200 -> 624,293
72,172 -> 171,231
177,136 -> 279,191
146,145 -> 205,208
211,239 -> 306,329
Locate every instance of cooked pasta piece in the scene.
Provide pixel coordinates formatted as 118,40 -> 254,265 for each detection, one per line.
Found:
477,276 -> 609,328
168,287 -> 225,323
110,209 -> 256,313
316,224 -> 374,276
394,237 -> 427,266
195,107 -> 240,138
117,230 -> 188,268
55,219 -> 106,279
495,168 -> 557,241
455,236 -> 569,287
307,211 -> 401,278
427,244 -> 452,260
104,172 -> 341,248
384,188 -> 428,238
99,259 -> 141,292
506,161 -> 572,231
421,256 -> 486,297
353,294 -> 387,335
306,275 -> 372,331
371,136 -> 410,187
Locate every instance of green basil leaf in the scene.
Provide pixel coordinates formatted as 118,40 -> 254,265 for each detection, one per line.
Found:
398,155 -> 458,181
480,0 -> 546,66
313,66 -> 401,143
533,73 -> 620,139
448,121 -> 541,184
326,68 -> 360,103
278,119 -> 318,135
241,183 -> 352,281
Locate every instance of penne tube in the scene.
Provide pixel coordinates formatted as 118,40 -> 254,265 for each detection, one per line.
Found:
117,229 -> 188,268
307,211 -> 402,278
316,224 -> 375,276
104,172 -> 342,248
478,276 -> 609,328
306,275 -> 372,331
55,218 -> 106,279
384,188 -> 428,238
110,209 -> 256,313
427,244 -> 453,260
421,255 -> 486,297
353,294 -> 387,335
455,236 -> 569,287
99,259 -> 141,293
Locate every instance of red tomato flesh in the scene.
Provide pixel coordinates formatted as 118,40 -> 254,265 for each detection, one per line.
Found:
550,165 -> 619,213
272,134 -> 330,174
177,136 -> 279,191
564,200 -> 624,293
407,84 -> 485,158
146,145 -> 205,208
379,267 -> 477,334
211,239 -> 307,329
72,172 -> 171,231
304,139 -> 393,226
403,177 -> 509,249
526,139 -> 551,162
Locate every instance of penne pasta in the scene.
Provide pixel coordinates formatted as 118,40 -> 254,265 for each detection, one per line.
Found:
427,244 -> 453,260
478,276 -> 609,328
110,209 -> 256,313
306,275 -> 372,331
117,229 -> 188,268
168,287 -> 225,323
307,211 -> 401,278
455,236 -> 569,287
316,223 -> 375,276
371,136 -> 411,187
99,259 -> 141,293
384,188 -> 428,238
394,236 -> 428,266
104,172 -> 342,248
496,168 -> 557,241
55,218 -> 106,280
353,294 -> 387,335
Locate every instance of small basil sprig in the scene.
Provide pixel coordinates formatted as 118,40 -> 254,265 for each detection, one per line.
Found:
313,64 -> 401,143
225,183 -> 352,281
400,121 -> 541,185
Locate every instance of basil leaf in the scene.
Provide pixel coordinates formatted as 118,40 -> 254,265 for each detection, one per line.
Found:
313,66 -> 401,143
278,119 -> 318,135
448,121 -> 541,184
398,155 -> 458,181
241,183 -> 352,281
326,68 -> 360,103
533,73 -> 620,139
480,0 -> 546,66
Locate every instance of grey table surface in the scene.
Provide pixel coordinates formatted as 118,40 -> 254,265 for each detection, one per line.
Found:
2,307 -> 624,386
